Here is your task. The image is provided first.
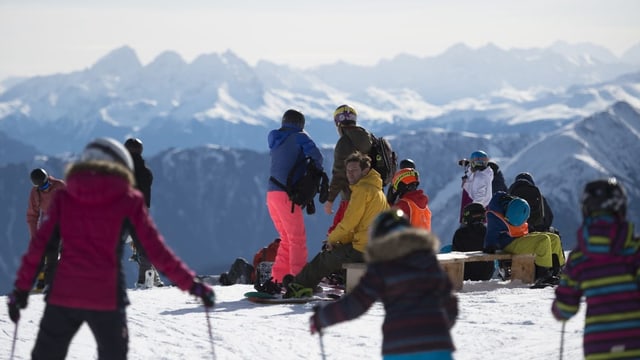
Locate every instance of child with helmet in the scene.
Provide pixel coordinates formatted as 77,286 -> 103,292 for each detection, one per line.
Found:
484,191 -> 565,286
389,167 -> 432,231
452,203 -> 495,281
310,209 -> 458,359
552,178 -> 640,359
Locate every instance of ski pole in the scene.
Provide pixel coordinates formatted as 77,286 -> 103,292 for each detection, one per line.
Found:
318,329 -> 326,360
10,321 -> 18,360
559,321 -> 566,360
205,307 -> 216,360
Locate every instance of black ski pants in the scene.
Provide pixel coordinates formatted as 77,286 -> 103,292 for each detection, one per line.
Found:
32,304 -> 128,360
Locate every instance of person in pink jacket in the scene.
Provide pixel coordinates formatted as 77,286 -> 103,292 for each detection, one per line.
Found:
26,168 -> 67,291
7,137 -> 214,360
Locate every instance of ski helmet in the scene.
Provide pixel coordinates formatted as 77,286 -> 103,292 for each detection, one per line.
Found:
30,168 -> 48,187
281,109 -> 305,129
82,137 -> 134,172
515,172 -> 535,185
504,197 -> 530,226
399,158 -> 416,169
333,104 -> 357,126
462,202 -> 486,225
469,150 -> 489,170
370,208 -> 411,240
581,177 -> 627,218
124,138 -> 143,155
391,168 -> 419,193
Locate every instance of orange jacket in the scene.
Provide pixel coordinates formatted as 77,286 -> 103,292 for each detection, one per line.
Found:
395,189 -> 432,231
26,176 -> 66,236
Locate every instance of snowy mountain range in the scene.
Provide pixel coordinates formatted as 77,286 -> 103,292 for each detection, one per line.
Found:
1,41 -> 639,155
0,42 -> 639,293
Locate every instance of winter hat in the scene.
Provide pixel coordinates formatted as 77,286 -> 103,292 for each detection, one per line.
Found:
81,137 -> 134,172
515,172 -> 535,186
281,109 -> 305,129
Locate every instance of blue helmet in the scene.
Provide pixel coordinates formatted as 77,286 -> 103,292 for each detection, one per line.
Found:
469,150 -> 489,170
505,198 -> 530,226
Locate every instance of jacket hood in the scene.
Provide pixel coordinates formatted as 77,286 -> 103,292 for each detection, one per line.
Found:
366,228 -> 440,263
268,126 -> 299,149
578,215 -> 638,257
65,161 -> 135,204
355,168 -> 383,190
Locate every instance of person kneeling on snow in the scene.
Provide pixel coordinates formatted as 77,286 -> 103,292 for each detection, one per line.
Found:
310,209 -> 458,359
7,137 -> 215,360
483,191 -> 565,286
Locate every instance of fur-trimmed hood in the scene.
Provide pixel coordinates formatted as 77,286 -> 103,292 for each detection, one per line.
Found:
64,160 -> 135,204
365,228 -> 440,263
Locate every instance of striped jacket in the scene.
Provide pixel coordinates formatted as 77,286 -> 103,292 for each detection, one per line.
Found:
552,215 -> 640,360
314,228 -> 457,356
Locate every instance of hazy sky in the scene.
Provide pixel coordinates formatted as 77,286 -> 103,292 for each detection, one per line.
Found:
1,0 -> 639,80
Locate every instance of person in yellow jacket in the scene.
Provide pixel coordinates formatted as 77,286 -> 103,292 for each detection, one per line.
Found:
283,151 -> 389,298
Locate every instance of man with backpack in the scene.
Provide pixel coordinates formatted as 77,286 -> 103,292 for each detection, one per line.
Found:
324,105 -> 373,225
324,104 -> 396,231
267,109 -> 323,284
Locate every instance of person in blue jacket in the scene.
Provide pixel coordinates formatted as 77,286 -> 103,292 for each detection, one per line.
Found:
266,109 -> 323,284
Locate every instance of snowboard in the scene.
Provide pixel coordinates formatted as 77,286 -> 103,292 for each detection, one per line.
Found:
244,291 -> 338,305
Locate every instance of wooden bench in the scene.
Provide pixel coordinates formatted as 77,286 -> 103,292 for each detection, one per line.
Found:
342,251 -> 536,292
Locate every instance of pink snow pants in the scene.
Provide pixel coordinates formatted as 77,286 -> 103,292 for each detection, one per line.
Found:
266,191 -> 308,282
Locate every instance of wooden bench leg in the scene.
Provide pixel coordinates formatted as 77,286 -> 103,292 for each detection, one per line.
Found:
510,255 -> 535,284
440,263 -> 464,291
345,267 -> 365,292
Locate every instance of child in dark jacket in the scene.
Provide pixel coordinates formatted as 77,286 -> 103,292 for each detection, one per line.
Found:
552,178 -> 640,360
7,137 -> 214,360
452,202 -> 494,280
310,209 -> 458,359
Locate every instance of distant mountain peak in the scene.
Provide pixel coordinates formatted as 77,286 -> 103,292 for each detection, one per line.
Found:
90,45 -> 142,75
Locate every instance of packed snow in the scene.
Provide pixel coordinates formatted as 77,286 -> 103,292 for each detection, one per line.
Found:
1,277 -> 585,359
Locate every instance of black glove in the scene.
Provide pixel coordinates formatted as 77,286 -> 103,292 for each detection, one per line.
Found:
483,245 -> 497,254
190,279 -> 215,308
7,288 -> 29,323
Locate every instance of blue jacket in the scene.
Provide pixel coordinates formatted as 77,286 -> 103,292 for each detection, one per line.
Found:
484,191 -> 514,249
267,124 -> 323,192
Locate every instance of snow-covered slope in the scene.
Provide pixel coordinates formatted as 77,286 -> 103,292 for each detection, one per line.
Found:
0,281 -> 586,359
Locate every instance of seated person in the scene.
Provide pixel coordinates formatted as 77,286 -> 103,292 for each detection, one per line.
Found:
283,152 -> 389,298
452,203 -> 494,281
484,191 -> 565,286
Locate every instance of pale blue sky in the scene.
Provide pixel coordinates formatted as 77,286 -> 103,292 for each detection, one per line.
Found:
1,0 -> 639,79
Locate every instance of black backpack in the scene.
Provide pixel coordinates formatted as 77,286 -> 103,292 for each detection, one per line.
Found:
270,157 -> 329,214
369,134 -> 397,186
